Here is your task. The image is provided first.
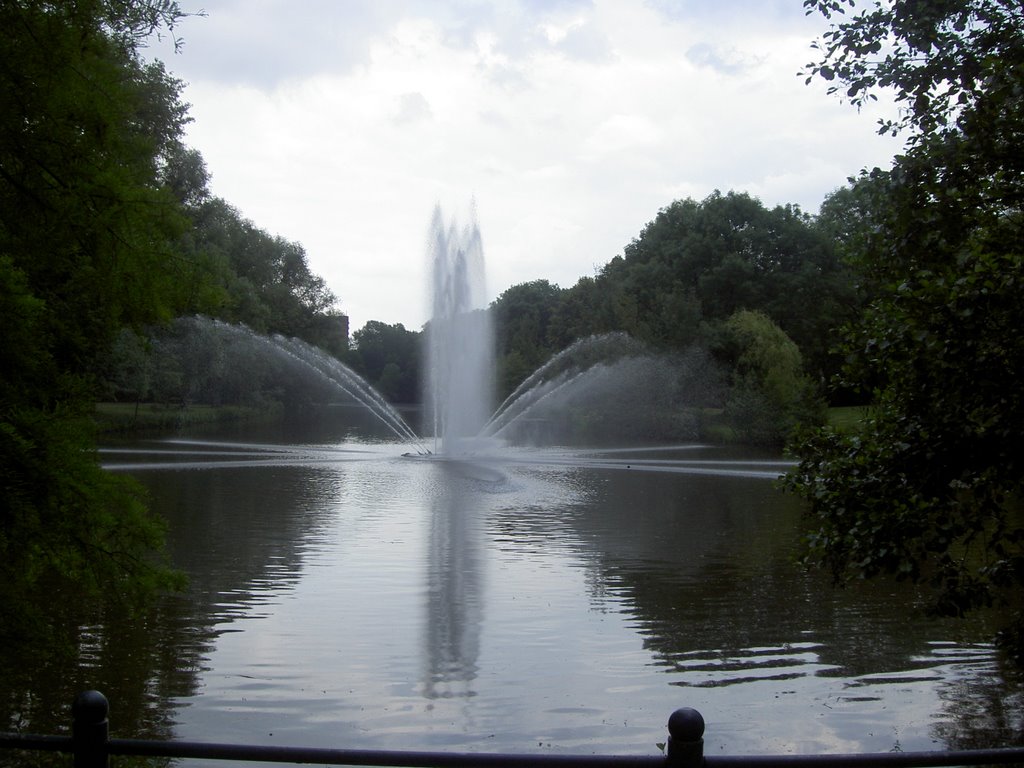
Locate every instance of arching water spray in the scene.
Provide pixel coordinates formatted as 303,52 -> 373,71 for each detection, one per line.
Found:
267,331 -> 427,450
173,317 -> 430,453
484,332 -> 644,434
483,368 -> 587,439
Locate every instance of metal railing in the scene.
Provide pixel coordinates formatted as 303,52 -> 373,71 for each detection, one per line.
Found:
1,691 -> 1023,768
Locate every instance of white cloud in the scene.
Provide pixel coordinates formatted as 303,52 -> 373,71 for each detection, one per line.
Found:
393,92 -> 434,125
685,42 -> 759,75
156,0 -> 902,333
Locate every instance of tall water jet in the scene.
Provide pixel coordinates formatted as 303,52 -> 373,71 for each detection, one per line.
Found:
425,204 -> 494,455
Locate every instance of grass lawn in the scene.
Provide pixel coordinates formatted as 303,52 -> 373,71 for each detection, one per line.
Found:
827,405 -> 872,433
94,402 -> 280,434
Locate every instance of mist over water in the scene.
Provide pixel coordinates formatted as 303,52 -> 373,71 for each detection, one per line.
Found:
155,316 -> 428,451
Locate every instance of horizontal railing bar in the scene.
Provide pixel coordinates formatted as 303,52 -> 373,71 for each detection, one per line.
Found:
112,738 -> 667,766
3,732 -> 1024,768
113,740 -> 1024,768
707,750 -> 1024,768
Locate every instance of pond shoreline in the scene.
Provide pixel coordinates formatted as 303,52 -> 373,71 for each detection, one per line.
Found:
93,401 -> 284,435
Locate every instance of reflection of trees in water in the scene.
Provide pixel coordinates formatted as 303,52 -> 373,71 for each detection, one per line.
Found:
423,470 -> 484,699
0,465 -> 336,738
0,530 -> 220,737
490,465 -> 1024,750
560,470 -> 918,665
0,572 -> 218,738
933,658 -> 1024,749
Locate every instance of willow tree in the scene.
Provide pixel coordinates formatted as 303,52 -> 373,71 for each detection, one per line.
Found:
722,310 -> 822,447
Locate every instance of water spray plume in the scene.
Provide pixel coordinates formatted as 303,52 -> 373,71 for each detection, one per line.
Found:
425,203 -> 494,455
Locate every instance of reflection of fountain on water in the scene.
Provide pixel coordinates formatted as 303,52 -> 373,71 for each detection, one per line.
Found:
424,475 -> 483,700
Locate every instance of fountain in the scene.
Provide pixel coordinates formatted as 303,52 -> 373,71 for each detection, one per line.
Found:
83,206 -> 989,754
420,205 -> 716,452
424,204 -> 494,455
122,203 -> 720,454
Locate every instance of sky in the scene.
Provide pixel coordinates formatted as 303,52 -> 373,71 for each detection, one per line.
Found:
146,0 -> 904,334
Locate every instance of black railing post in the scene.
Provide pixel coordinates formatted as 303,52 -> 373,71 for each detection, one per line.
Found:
666,708 -> 704,768
72,690 -> 109,768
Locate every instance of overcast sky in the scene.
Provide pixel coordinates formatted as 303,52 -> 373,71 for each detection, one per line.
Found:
147,0 -> 903,333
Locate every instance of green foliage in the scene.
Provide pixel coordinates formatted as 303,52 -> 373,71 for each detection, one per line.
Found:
1,0 -> 192,634
802,0 -> 1023,141
720,310 -> 824,446
488,192 -> 853,418
789,0 -> 1024,644
348,321 -> 421,403
1,396 -> 184,648
789,244 -> 1024,615
95,149 -> 352,408
492,280 -> 566,396
160,158 -> 348,352
1,402 -> 181,591
591,191 -> 856,382
1,2 -> 194,361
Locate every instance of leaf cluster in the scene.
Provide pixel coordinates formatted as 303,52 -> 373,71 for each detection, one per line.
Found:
490,191 -> 855,387
786,245 -> 1024,618
802,0 -> 1024,140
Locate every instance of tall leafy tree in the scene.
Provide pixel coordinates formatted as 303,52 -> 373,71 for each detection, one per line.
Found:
549,275 -> 618,349
592,191 -> 854,381
349,321 -> 421,404
787,0 -> 1024,649
164,176 -> 348,352
491,280 -> 566,397
1,0 -> 192,635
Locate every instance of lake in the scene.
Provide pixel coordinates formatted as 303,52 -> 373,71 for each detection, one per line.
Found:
3,410 -> 1021,765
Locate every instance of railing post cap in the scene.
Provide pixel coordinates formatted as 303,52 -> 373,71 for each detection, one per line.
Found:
72,691 -> 109,723
668,707 -> 705,742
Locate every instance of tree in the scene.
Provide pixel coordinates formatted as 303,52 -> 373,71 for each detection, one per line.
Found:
719,310 -> 823,447
549,276 -> 616,349
591,191 -> 855,381
491,280 -> 566,397
787,0 -> 1024,651
1,0 -> 192,636
349,321 -> 421,403
177,192 -> 346,347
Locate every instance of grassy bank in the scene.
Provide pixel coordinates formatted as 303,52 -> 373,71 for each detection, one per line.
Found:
827,405 -> 872,433
701,405 -> 873,447
94,402 -> 283,435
